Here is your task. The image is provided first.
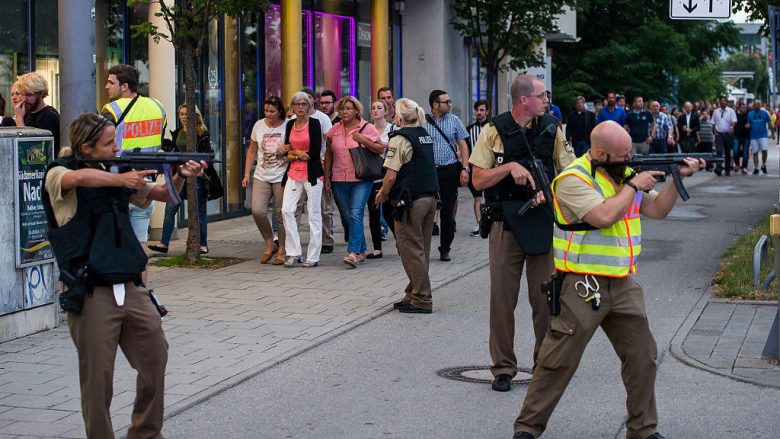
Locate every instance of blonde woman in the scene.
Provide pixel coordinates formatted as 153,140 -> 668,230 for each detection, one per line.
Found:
366,99 -> 396,258
375,98 -> 438,313
149,104 -> 212,254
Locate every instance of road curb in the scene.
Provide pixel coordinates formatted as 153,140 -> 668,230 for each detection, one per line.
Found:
118,258 -> 490,437
668,286 -> 780,389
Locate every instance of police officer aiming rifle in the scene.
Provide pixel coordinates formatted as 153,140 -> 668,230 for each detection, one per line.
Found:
43,113 -> 206,438
469,75 -> 575,393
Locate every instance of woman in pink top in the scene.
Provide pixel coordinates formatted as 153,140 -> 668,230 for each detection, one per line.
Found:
324,96 -> 383,268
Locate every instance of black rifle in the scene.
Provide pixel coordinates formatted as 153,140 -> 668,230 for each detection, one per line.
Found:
79,149 -> 218,204
517,159 -> 555,216
590,153 -> 724,202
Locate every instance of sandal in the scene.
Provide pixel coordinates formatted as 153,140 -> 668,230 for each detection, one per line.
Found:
272,254 -> 286,265
260,253 -> 273,264
343,254 -> 358,268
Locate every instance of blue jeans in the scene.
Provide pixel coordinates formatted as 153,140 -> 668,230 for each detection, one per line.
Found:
332,180 -> 373,254
572,140 -> 590,157
732,137 -> 749,168
161,179 -> 208,246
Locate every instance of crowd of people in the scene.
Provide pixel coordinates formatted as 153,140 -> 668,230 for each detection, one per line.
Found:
564,91 -> 778,175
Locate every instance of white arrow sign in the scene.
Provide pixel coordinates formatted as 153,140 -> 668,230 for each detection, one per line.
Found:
670,0 -> 732,20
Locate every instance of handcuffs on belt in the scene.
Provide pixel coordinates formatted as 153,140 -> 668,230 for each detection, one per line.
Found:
574,274 -> 601,310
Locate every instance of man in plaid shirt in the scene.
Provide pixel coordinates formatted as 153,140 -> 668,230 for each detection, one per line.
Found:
649,101 -> 674,154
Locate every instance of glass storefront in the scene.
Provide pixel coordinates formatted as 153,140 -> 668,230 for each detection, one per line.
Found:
0,0 -> 58,118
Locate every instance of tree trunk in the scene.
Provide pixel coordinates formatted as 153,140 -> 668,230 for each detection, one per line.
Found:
486,62 -> 497,115
182,42 -> 201,264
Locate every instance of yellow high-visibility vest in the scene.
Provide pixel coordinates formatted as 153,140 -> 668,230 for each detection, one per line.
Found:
551,155 -> 642,278
102,96 -> 167,155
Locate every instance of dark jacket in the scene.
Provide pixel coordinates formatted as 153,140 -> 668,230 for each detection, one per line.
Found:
678,111 -> 700,142
283,117 -> 324,186
170,128 -> 224,200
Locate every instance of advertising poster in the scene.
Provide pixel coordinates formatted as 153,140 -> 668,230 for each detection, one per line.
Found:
15,137 -> 55,268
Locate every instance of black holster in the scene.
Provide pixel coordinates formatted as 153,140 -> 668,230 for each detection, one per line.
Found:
59,265 -> 91,314
392,188 -> 413,222
541,271 -> 566,316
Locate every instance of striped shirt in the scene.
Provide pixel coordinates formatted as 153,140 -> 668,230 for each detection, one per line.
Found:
698,121 -> 715,143
425,113 -> 469,166
653,113 -> 672,140
466,120 -> 488,153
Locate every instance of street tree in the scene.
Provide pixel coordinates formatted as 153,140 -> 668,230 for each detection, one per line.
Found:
130,0 -> 268,262
721,52 -> 770,101
450,0 -> 577,113
733,0 -> 772,35
550,0 -> 739,115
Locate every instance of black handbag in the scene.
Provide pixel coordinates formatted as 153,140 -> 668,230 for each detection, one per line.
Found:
349,123 -> 384,181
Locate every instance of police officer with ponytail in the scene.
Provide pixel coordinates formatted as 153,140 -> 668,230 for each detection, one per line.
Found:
43,113 -> 205,438
470,75 -> 575,392
376,98 -> 439,314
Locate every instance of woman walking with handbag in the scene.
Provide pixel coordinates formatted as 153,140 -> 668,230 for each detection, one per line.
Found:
281,92 -> 325,268
243,96 -> 290,264
324,96 -> 383,268
150,104 -> 215,255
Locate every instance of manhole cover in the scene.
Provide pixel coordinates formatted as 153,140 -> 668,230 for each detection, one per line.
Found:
437,366 -> 532,385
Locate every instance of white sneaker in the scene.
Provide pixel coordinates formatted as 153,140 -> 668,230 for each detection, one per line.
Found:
284,256 -> 302,268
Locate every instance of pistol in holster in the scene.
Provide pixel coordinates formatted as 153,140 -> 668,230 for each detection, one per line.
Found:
392,188 -> 413,222
59,265 -> 91,314
541,271 -> 566,316
479,204 -> 494,239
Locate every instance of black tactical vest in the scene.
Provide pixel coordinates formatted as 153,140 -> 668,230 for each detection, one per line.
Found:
485,112 -> 559,255
484,112 -> 558,202
42,157 -> 148,285
389,127 -> 440,199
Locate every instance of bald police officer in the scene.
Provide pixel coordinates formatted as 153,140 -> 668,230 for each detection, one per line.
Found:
470,75 -> 575,392
512,121 -> 702,439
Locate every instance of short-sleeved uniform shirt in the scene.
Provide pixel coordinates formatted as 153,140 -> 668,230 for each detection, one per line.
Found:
45,165 -> 155,227
383,136 -> 414,171
554,155 -> 658,224
468,122 -> 576,174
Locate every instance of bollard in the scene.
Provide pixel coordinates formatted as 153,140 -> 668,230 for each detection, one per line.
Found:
762,215 -> 780,359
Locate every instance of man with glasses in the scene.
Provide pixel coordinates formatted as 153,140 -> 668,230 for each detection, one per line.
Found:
377,87 -> 396,122
596,91 -> 626,126
470,75 -> 575,393
319,90 -> 340,124
425,89 -> 470,261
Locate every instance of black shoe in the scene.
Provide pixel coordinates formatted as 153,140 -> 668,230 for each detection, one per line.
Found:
148,244 -> 169,254
492,374 -> 512,392
393,300 -> 409,309
644,434 -> 665,439
397,303 -> 432,314
762,166 -> 768,174
432,223 -> 439,236
714,169 -> 722,176
366,252 -> 383,259
440,250 -> 451,261
753,168 -> 760,175
513,433 -> 535,439
321,245 -> 334,254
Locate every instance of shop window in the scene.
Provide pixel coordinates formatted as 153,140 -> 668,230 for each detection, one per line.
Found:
314,11 -> 355,98
34,0 -> 59,111
0,0 -> 29,117
265,5 -> 312,98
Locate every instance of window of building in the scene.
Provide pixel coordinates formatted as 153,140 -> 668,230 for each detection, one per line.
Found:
0,0 -> 30,117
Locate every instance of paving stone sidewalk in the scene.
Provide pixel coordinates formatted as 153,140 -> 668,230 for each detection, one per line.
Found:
673,292 -> 780,388
0,190 -> 489,438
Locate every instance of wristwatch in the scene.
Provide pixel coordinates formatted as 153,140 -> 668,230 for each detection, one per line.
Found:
624,180 -> 639,192
463,166 -> 470,173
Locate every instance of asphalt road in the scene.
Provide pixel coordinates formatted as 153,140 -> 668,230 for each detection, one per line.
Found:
165,167 -> 780,439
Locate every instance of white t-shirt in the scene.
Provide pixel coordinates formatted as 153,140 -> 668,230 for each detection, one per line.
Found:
251,118 -> 289,183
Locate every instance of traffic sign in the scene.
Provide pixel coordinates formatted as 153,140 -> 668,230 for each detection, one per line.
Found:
670,0 -> 731,20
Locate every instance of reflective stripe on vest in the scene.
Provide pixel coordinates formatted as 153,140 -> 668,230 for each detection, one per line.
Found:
105,97 -> 167,155
551,155 -> 642,278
